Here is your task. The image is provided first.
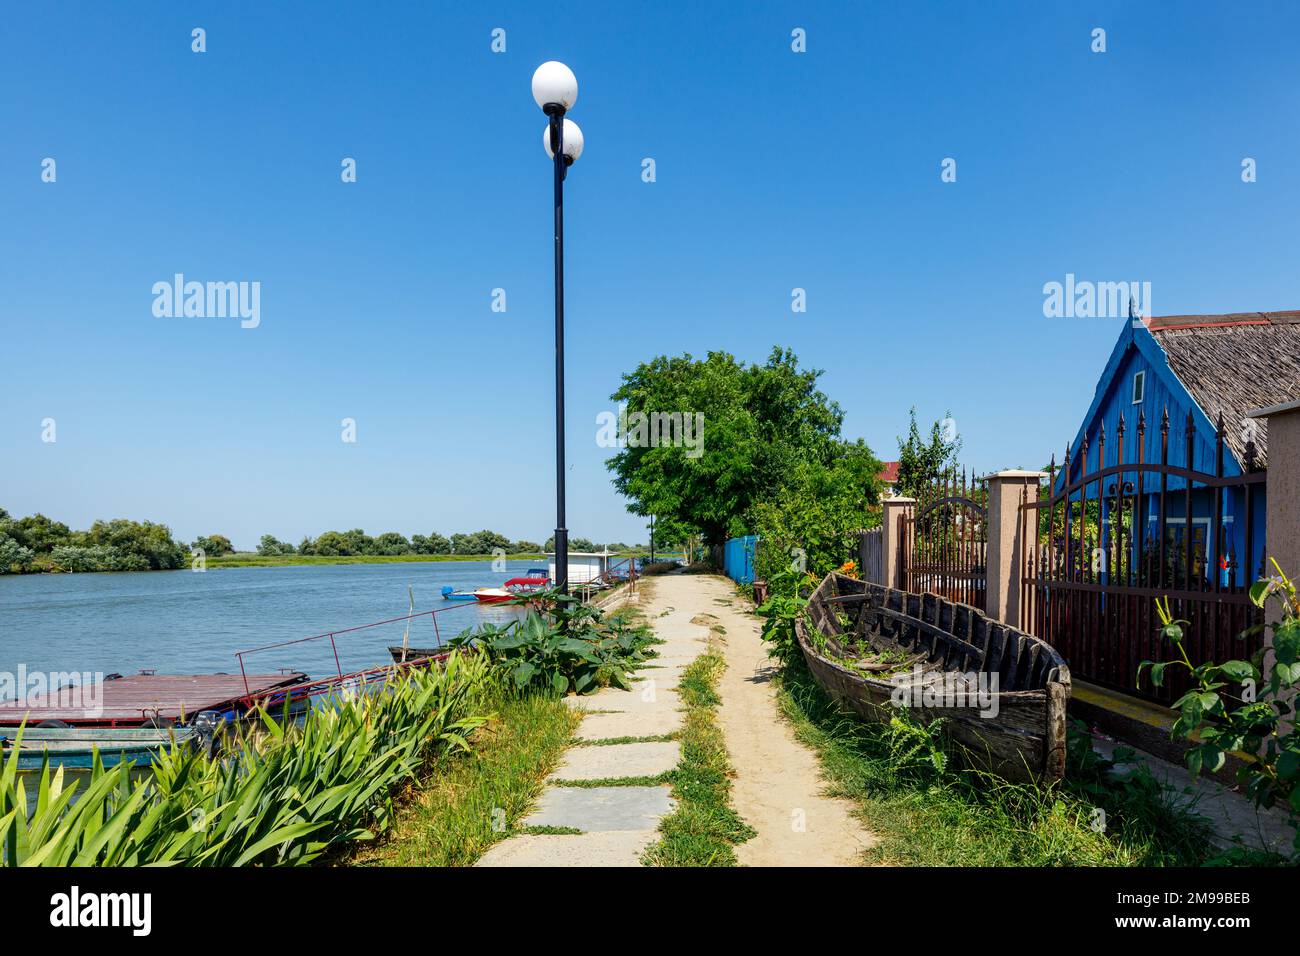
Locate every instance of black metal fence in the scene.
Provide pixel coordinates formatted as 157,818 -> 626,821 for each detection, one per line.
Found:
1018,409 -> 1266,703
900,469 -> 988,611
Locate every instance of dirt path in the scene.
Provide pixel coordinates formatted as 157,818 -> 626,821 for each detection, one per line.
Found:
665,573 -> 876,866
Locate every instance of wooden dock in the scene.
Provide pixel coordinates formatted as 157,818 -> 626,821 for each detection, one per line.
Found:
0,672 -> 309,728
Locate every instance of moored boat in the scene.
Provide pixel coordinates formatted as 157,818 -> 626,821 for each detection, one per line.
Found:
0,671 -> 310,729
441,586 -> 477,601
474,576 -> 549,603
795,572 -> 1071,782
386,645 -> 454,664
0,725 -> 198,772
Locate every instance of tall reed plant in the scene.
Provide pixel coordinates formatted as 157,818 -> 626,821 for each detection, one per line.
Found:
0,652 -> 495,866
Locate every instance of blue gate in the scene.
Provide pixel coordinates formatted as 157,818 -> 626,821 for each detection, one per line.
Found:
723,535 -> 758,584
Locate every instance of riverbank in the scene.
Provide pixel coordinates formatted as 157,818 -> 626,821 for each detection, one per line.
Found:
205,551 -> 549,569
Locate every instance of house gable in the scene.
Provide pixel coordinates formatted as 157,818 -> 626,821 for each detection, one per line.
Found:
1056,319 -> 1241,494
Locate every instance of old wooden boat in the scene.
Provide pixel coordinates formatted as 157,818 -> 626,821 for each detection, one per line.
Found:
386,645 -> 454,664
0,672 -> 310,729
0,726 -> 198,772
796,572 -> 1071,782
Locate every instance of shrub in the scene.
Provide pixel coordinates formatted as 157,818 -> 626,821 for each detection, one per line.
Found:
0,534 -> 34,573
455,595 -> 658,696
257,534 -> 296,556
1139,560 -> 1300,856
49,545 -> 149,572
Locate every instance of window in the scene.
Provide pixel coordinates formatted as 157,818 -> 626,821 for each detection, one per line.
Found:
1132,370 -> 1146,404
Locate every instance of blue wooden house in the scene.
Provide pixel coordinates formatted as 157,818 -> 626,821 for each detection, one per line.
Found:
1053,310 -> 1300,589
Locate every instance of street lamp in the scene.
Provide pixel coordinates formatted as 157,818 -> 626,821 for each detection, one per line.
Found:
532,60 -> 583,595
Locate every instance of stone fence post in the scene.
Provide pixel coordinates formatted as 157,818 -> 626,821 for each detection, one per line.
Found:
985,471 -> 1045,629
1248,401 -> 1299,717
880,497 -> 915,590
1248,401 -> 1300,593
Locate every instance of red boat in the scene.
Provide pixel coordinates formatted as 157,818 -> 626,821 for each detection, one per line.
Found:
473,576 -> 549,603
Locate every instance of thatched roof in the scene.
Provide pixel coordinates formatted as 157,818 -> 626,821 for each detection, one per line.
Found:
1147,311 -> 1300,469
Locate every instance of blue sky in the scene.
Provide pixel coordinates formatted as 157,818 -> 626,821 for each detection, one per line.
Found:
3,1 -> 1299,548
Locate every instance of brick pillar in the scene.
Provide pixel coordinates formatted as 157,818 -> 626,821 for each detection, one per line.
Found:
1249,400 -> 1300,732
880,497 -> 915,590
1251,401 -> 1300,635
985,471 -> 1046,628
1252,402 -> 1300,590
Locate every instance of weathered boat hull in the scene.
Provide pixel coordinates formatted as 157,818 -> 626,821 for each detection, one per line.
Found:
387,646 -> 454,664
0,726 -> 197,772
796,573 -> 1071,783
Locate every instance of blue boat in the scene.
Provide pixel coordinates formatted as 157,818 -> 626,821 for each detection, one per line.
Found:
441,585 -> 478,601
1,726 -> 198,772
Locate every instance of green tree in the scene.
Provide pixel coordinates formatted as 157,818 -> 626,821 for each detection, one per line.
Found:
476,530 -> 512,553
192,534 -> 235,557
412,532 -> 451,555
648,515 -> 694,555
607,347 -> 849,546
257,534 -> 296,556
6,513 -> 73,553
0,533 -> 34,573
543,535 -> 598,552
342,529 -> 374,555
312,531 -> 354,556
895,407 -> 962,501
751,441 -> 883,582
80,519 -> 185,569
371,532 -> 412,555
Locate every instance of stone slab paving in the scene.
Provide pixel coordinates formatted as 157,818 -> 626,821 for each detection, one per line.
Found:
548,741 -> 682,781
573,709 -> 683,740
474,577 -> 710,867
1094,737 -> 1295,854
521,784 -> 676,831
630,671 -> 684,693
563,686 -> 680,714
643,655 -> 700,668
476,830 -> 660,867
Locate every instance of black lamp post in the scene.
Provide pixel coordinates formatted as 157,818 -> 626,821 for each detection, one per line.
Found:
532,61 -> 583,594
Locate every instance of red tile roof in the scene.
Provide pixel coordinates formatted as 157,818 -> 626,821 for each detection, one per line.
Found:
878,460 -> 900,484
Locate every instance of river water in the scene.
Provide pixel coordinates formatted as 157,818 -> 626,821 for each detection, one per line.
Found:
0,560 -> 542,699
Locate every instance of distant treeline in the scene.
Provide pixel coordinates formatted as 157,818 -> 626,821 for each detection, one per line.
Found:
0,509 -> 644,574
246,530 -> 642,558
0,509 -> 187,573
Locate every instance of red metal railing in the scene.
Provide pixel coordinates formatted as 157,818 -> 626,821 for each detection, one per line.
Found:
233,601 -> 485,700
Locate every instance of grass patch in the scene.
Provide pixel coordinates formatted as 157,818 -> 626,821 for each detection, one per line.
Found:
551,775 -> 669,788
774,662 -> 1213,866
643,648 -> 756,866
574,734 -> 679,747
348,691 -> 580,866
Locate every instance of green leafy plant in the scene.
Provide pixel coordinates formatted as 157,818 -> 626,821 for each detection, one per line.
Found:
1138,559 -> 1300,853
754,567 -> 814,665
883,707 -> 949,778
0,653 -> 495,867
459,594 -> 658,697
